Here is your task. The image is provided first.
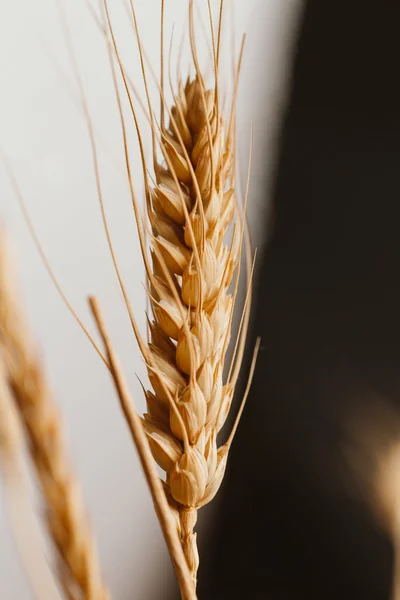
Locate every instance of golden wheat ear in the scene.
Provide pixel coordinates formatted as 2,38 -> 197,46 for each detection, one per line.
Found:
100,0 -> 259,590
0,235 -> 110,600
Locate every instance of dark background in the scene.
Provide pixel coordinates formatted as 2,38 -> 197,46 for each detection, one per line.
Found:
200,1 -> 400,599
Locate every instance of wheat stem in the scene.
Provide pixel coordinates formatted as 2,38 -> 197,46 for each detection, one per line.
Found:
88,296 -> 196,600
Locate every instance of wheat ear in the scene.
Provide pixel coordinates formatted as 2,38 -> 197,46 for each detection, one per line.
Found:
0,236 -> 109,600
0,359 -> 66,600
127,9 -> 255,587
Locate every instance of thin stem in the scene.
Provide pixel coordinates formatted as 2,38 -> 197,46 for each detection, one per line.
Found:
88,297 -> 197,600
0,154 -> 107,367
207,0 -> 219,123
227,249 -> 257,388
102,0 -> 153,281
60,0 -> 148,359
127,0 -> 158,172
222,124 -> 253,373
216,0 -> 225,73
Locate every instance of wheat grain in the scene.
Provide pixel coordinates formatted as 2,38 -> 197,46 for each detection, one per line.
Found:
0,236 -> 109,600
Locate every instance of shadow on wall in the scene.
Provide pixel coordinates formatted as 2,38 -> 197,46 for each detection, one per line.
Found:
199,1 -> 400,599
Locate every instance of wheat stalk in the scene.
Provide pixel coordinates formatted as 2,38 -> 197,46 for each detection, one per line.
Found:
0,236 -> 109,600
89,296 -> 196,600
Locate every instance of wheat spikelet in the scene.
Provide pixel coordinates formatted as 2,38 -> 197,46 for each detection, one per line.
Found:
0,236 -> 110,600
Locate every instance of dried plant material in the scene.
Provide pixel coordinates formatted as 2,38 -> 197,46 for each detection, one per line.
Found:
1,1 -> 258,597
0,361 -> 64,600
0,237 -> 109,600
100,2 -> 259,587
142,76 -> 238,583
89,296 -> 196,600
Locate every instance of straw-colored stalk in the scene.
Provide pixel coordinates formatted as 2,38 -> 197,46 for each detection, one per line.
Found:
0,237 -> 109,600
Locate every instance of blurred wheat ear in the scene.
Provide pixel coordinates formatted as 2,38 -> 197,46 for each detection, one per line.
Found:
0,235 -> 110,600
89,0 -> 259,594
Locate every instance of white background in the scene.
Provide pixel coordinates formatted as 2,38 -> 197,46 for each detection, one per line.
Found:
0,1 -> 302,598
